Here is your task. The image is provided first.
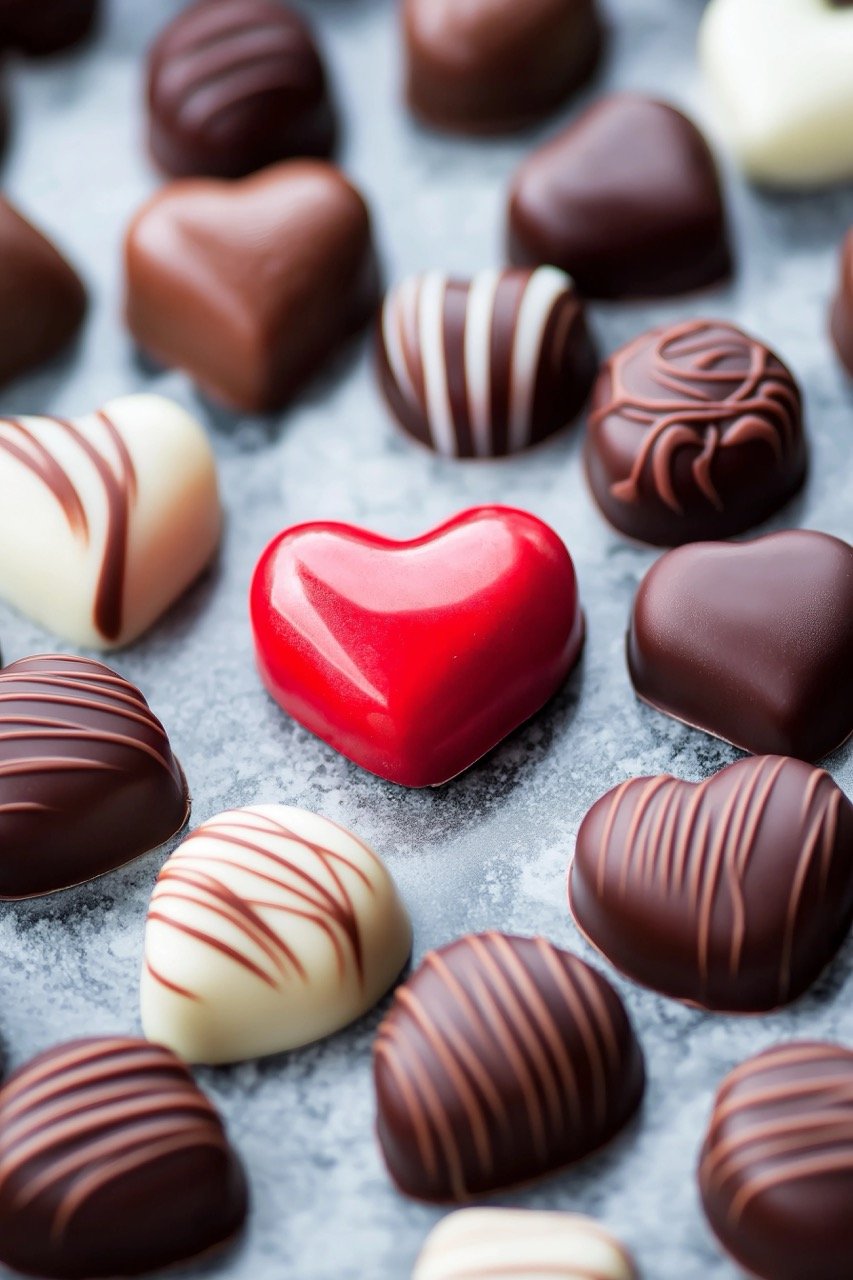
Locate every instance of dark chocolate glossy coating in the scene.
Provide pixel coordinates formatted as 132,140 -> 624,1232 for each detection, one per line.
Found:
0,654 -> 189,898
585,319 -> 807,545
700,1042 -> 853,1280
831,229 -> 853,376
374,932 -> 644,1202
403,0 -> 602,135
0,1037 -> 248,1279
508,94 -> 731,299
125,159 -> 379,413
147,0 -> 336,179
628,530 -> 853,762
0,0 -> 98,55
570,756 -> 853,1013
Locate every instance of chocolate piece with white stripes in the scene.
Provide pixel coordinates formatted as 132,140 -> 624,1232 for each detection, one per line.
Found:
373,932 -> 644,1202
377,267 -> 596,458
0,1037 -> 247,1278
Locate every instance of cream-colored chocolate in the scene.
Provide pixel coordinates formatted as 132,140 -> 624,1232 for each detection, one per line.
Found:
413,1209 -> 637,1280
140,805 -> 412,1064
0,394 -> 221,648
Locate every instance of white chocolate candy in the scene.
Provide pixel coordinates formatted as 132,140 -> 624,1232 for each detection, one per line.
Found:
0,394 -> 221,647
700,0 -> 853,187
412,1210 -> 637,1280
140,805 -> 412,1064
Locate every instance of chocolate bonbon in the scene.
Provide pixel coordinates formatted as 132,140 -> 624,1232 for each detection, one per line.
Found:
831,230 -> 853,375
0,395 -> 220,647
701,0 -> 853,187
0,0 -> 98,55
377,267 -> 596,457
699,1042 -> 853,1280
0,655 -> 189,899
570,756 -> 853,1013
628,530 -> 853,761
374,932 -> 644,1201
147,0 -> 336,179
403,0 -> 602,135
0,198 -> 86,389
250,507 -> 584,787
141,805 -> 411,1064
125,160 -> 378,413
585,319 -> 806,545
0,1037 -> 247,1278
508,94 -> 731,299
412,1209 -> 637,1280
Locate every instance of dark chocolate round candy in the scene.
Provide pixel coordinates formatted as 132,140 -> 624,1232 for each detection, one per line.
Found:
831,229 -> 853,376
377,267 -> 597,457
147,0 -> 336,179
585,319 -> 807,545
403,0 -> 603,136
699,1042 -> 853,1280
0,1037 -> 248,1278
570,756 -> 853,1013
0,0 -> 98,55
508,94 -> 731,299
374,932 -> 644,1202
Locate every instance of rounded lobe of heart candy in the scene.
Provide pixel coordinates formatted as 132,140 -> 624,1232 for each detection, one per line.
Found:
0,0 -> 99,55
0,1037 -> 247,1279
508,94 -> 731,299
699,1042 -> 853,1280
0,654 -> 189,899
249,506 -> 584,787
373,933 -> 644,1202
628,530 -> 853,762
377,267 -> 597,458
831,229 -> 853,376
570,756 -> 853,1012
140,805 -> 412,1064
147,0 -> 336,179
412,1208 -> 637,1280
585,319 -> 807,545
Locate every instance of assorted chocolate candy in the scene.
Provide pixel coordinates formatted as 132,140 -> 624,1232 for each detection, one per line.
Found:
831,228 -> 853,374
0,0 -> 99,56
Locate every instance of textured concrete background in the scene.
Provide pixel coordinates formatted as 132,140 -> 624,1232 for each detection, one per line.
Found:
0,0 -> 851,1276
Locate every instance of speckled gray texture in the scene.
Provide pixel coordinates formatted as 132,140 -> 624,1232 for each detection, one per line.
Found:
0,0 -> 851,1276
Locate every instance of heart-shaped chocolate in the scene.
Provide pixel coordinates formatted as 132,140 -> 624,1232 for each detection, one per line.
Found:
249,506 -> 584,787
701,0 -> 853,186
0,394 -> 220,648
125,159 -> 379,412
570,756 -> 853,1012
628,530 -> 853,761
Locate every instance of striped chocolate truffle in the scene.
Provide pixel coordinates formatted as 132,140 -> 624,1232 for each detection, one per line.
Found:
373,932 -> 644,1202
699,1042 -> 853,1280
0,1037 -> 247,1279
141,805 -> 412,1064
412,1208 -> 637,1280
147,0 -> 336,179
0,654 -> 189,899
377,267 -> 597,457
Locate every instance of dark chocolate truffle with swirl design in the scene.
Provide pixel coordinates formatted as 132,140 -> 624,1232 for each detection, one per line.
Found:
585,320 -> 806,546
570,756 -> 853,1013
0,654 -> 189,898
699,1042 -> 853,1280
0,1037 -> 247,1279
147,0 -> 335,179
377,267 -> 597,457
373,932 -> 644,1202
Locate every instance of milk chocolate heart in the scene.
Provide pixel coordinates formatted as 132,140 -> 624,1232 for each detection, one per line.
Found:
701,0 -> 853,186
125,159 -> 379,412
249,506 -> 584,787
628,531 -> 853,761
570,756 -> 853,1012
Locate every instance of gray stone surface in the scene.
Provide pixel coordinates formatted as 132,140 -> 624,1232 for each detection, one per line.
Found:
0,0 -> 851,1276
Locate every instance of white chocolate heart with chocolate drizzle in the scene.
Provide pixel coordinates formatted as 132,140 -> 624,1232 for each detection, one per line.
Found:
0,394 -> 221,648
701,0 -> 853,187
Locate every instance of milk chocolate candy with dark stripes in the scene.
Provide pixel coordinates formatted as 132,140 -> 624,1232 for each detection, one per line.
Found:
0,1037 -> 247,1279
0,0 -> 99,56
377,267 -> 597,457
147,0 -> 335,179
373,932 -> 644,1202
570,757 -> 853,1013
699,1042 -> 853,1280
0,655 -> 189,899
